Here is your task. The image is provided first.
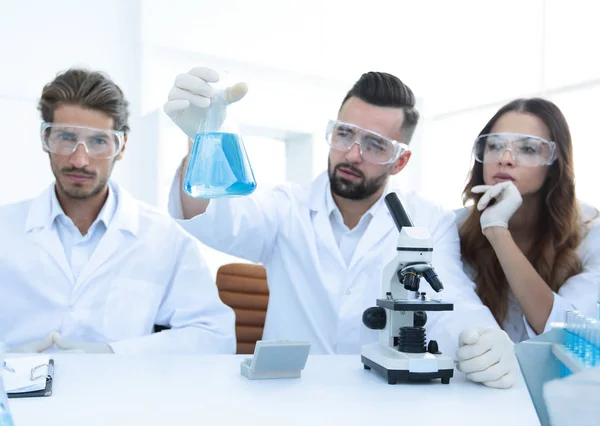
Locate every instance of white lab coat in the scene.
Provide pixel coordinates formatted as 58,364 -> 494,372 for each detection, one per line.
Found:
0,182 -> 236,354
170,170 -> 499,355
455,203 -> 600,341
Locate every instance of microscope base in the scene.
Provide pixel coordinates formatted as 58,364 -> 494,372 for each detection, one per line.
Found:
362,356 -> 453,384
361,343 -> 454,385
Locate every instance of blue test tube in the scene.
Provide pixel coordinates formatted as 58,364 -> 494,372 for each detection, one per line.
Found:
583,319 -> 597,367
575,313 -> 586,358
592,321 -> 600,367
597,283 -> 600,321
571,313 -> 580,355
565,311 -> 578,350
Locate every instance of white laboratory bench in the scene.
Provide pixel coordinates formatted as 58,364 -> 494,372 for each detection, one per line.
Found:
8,354 -> 540,426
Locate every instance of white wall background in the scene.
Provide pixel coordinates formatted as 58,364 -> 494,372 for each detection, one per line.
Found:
1,0 -> 599,277
0,0 -> 145,202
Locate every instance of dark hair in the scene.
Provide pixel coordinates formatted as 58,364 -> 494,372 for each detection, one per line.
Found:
459,98 -> 583,325
340,72 -> 419,143
38,68 -> 130,133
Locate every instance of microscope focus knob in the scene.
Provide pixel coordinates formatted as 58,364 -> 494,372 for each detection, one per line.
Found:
427,340 -> 441,355
362,307 -> 386,330
413,311 -> 427,327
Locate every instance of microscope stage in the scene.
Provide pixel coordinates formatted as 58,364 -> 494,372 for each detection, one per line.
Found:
376,298 -> 454,311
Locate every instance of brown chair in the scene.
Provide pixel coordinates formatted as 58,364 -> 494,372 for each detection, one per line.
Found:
216,263 -> 269,354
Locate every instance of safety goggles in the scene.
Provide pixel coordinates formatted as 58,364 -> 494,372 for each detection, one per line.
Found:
325,120 -> 409,165
473,132 -> 557,167
40,122 -> 125,159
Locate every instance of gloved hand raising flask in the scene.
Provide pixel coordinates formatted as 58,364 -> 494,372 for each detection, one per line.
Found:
165,67 -> 256,198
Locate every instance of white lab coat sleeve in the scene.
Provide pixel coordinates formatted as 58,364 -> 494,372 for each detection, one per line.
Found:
167,162 -> 283,264
167,161 -> 186,220
109,235 -> 236,355
523,219 -> 600,338
425,208 -> 500,359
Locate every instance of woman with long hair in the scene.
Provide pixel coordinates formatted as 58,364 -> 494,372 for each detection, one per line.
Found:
456,98 -> 599,343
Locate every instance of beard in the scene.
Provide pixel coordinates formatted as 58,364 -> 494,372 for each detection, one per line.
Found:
53,166 -> 108,200
328,158 -> 390,200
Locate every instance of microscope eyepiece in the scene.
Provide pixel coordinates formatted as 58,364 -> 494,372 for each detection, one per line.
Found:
385,192 -> 414,232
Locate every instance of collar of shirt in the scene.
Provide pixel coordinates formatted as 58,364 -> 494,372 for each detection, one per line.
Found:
24,181 -> 140,238
325,183 -> 385,233
325,183 -> 387,266
49,183 -> 117,236
309,171 -> 394,217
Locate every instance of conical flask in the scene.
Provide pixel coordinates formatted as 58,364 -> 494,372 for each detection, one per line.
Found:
183,73 -> 256,198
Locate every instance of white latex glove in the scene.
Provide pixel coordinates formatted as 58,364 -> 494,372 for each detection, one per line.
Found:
51,332 -> 113,354
164,67 -> 248,141
471,181 -> 522,231
7,333 -> 54,353
456,328 -> 518,389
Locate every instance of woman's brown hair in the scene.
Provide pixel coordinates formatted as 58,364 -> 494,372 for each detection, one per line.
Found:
460,98 -> 582,326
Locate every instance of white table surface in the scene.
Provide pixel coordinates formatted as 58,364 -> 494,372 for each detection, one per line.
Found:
8,354 -> 540,426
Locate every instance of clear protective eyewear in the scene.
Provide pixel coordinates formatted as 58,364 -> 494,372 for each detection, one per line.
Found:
40,122 -> 125,159
325,120 -> 409,165
473,132 -> 557,167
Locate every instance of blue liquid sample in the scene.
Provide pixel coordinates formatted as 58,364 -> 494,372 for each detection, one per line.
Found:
584,338 -> 595,366
184,132 -> 257,198
564,329 -> 573,350
560,364 -> 572,378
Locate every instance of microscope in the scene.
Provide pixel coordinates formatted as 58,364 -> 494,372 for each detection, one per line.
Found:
361,192 -> 454,384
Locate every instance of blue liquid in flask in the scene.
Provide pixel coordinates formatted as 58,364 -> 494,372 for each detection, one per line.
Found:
184,132 -> 257,198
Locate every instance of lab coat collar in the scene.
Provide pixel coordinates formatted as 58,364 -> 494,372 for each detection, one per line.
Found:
107,181 -> 140,237
74,181 -> 139,286
25,181 -> 139,236
24,180 -> 140,286
308,171 -> 400,270
308,171 -> 396,217
47,183 -> 117,233
308,173 -> 345,266
25,185 -> 56,232
324,180 -> 386,227
308,172 -> 330,213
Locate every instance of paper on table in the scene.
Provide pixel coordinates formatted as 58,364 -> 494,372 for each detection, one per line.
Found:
3,355 -> 49,394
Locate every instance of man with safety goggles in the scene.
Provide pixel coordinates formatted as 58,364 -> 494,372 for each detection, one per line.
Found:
325,120 -> 409,166
0,68 -> 235,355
40,122 -> 126,162
165,67 -> 517,388
324,119 -> 410,203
